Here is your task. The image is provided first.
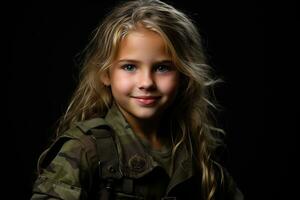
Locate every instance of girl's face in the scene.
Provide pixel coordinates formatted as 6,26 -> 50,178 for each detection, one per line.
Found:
103,27 -> 180,123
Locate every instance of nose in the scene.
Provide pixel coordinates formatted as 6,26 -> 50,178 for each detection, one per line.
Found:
138,70 -> 156,90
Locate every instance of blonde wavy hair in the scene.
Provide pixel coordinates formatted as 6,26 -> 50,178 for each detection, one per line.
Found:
56,0 -> 225,199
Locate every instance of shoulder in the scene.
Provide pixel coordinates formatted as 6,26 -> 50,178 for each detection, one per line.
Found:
37,130 -> 98,177
73,117 -> 111,135
36,117 -> 109,173
40,116 -> 110,161
37,117 -> 112,171
32,118 -> 110,199
214,164 -> 244,200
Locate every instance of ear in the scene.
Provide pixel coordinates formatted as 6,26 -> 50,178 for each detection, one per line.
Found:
100,71 -> 111,86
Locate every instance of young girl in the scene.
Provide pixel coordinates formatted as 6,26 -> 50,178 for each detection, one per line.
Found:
31,0 -> 244,199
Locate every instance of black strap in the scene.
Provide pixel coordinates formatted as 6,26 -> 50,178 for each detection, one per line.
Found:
89,127 -> 123,200
90,127 -> 122,179
39,137 -> 71,170
83,121 -> 136,198
75,118 -> 121,179
98,178 -> 115,200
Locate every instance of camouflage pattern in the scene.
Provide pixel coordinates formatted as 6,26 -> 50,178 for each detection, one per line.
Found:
31,104 -> 244,199
31,129 -> 98,199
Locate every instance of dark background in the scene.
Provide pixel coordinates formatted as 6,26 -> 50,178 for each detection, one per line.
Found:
6,0 -> 271,199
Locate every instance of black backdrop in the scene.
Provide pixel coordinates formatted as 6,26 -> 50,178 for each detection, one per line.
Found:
7,1 -> 267,199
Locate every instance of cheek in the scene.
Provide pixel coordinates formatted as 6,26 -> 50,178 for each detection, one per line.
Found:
110,73 -> 133,94
158,74 -> 179,96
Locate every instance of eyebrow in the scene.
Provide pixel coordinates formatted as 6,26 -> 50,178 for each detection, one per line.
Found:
117,59 -> 174,65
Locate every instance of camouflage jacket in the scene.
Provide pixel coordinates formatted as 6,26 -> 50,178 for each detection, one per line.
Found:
31,104 -> 244,200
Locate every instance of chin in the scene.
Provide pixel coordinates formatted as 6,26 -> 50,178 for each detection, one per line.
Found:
133,111 -> 158,120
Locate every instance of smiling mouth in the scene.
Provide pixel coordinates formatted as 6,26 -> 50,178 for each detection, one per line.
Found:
132,96 -> 161,105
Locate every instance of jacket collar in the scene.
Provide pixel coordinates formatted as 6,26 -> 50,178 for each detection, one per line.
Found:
105,103 -> 158,178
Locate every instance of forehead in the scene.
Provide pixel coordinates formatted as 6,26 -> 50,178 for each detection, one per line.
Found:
116,27 -> 171,61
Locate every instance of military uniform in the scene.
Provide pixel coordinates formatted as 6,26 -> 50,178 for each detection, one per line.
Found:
31,104 -> 244,200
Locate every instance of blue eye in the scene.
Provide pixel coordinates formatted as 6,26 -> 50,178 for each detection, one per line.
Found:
155,65 -> 170,73
122,64 -> 136,72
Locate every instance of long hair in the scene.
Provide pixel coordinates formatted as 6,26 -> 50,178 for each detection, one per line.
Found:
56,0 -> 225,199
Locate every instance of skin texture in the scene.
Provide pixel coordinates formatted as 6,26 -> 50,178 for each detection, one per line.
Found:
102,26 -> 180,148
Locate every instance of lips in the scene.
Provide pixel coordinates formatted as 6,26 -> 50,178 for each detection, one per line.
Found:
132,96 -> 161,106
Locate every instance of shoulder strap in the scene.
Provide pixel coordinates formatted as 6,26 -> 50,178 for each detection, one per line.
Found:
74,117 -> 122,179
89,127 -> 122,180
80,119 -> 123,200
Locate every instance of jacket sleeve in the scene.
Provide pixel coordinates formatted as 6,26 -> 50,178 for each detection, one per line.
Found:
31,136 -> 97,200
